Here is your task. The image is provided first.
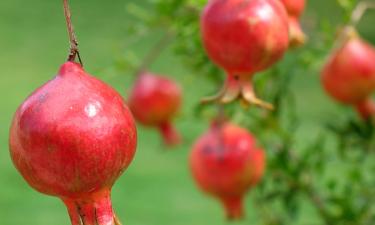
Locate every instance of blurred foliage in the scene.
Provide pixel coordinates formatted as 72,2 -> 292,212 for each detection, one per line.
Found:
120,0 -> 375,224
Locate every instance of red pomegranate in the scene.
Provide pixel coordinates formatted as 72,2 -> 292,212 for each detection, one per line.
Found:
190,121 -> 266,220
128,71 -> 182,146
280,0 -> 307,47
9,62 -> 137,225
201,0 -> 289,109
322,27 -> 375,120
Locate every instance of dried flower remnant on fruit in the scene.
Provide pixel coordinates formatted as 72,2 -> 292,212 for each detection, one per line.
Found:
280,0 -> 307,47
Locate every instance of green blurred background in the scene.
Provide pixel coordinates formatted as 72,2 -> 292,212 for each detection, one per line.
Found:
0,0 -> 374,224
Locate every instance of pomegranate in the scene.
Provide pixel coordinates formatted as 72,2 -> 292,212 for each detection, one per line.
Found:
128,71 -> 182,146
201,0 -> 289,109
190,121 -> 266,220
9,62 -> 137,225
280,0 -> 307,47
322,27 -> 375,120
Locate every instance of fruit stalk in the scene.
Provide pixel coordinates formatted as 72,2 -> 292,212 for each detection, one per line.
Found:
63,0 -> 83,65
135,30 -> 173,76
350,1 -> 375,26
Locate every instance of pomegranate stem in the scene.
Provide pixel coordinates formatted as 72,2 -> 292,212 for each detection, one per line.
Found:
63,0 -> 83,66
350,1 -> 375,26
135,30 -> 174,76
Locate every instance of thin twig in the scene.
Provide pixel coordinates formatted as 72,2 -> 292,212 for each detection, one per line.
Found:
134,30 -> 174,76
350,1 -> 375,26
63,0 -> 83,66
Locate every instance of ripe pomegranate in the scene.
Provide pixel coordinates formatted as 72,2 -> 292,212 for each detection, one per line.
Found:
280,0 -> 307,47
190,121 -> 266,220
128,71 -> 182,146
9,62 -> 137,225
201,0 -> 289,109
322,27 -> 375,120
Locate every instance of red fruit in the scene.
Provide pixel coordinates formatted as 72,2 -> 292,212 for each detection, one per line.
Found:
190,122 -> 266,220
128,71 -> 182,146
280,0 -> 307,47
9,62 -> 137,225
201,0 -> 289,108
322,27 -> 375,120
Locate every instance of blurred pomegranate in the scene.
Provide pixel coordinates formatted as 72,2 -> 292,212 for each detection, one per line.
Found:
129,71 -> 182,146
322,27 -> 375,120
190,121 -> 265,220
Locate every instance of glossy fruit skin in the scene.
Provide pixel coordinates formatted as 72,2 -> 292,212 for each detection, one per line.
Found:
190,122 -> 265,220
200,0 -> 289,107
9,62 -> 137,225
129,71 -> 182,146
280,0 -> 307,47
322,31 -> 375,119
202,0 -> 289,75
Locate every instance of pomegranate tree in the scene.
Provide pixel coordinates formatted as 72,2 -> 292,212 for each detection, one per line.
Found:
128,71 -> 182,146
280,0 -> 307,47
322,27 -> 375,120
190,121 -> 265,220
201,0 -> 289,109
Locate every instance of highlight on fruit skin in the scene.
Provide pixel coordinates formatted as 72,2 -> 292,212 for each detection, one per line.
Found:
9,62 -> 137,225
200,0 -> 289,109
190,121 -> 266,220
280,0 -> 307,48
128,71 -> 182,146
321,27 -> 375,120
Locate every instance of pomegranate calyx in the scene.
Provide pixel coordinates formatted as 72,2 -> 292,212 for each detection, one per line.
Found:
355,99 -> 375,121
63,189 -> 120,225
202,74 -> 274,110
221,196 -> 245,221
158,121 -> 182,146
288,17 -> 307,48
